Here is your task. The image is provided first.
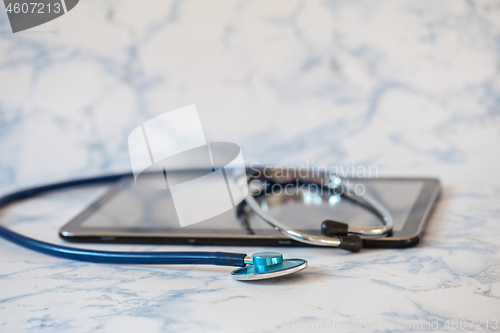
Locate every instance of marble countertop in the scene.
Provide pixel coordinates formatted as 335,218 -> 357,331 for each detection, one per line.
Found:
1,0 -> 499,332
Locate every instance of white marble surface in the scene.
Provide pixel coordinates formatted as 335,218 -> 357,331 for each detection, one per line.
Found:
1,0 -> 500,332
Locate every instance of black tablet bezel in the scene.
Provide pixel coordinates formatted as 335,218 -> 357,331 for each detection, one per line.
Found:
59,177 -> 440,249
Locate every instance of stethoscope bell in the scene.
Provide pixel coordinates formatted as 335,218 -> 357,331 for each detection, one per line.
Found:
231,251 -> 307,281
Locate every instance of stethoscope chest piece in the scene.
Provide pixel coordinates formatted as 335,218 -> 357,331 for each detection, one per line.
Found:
231,251 -> 307,281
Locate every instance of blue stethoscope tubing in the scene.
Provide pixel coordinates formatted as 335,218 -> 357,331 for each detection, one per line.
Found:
0,173 -> 247,267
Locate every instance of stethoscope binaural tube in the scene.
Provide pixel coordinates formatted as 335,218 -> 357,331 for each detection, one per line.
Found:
233,168 -> 394,252
0,173 -> 306,280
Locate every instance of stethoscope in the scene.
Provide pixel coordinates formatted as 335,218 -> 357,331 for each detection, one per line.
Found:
0,171 -> 393,281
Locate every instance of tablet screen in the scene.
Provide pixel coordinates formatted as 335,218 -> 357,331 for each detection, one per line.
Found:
76,177 -> 425,236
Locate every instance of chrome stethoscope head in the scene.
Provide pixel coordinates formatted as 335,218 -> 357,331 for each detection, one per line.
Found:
231,251 -> 307,281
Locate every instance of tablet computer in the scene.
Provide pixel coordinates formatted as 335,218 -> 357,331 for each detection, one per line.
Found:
60,173 -> 440,248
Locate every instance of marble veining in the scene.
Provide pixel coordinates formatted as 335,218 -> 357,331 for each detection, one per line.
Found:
1,0 -> 500,332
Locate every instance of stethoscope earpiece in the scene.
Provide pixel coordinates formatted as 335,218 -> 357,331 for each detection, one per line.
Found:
321,220 -> 363,252
338,235 -> 363,253
321,220 -> 349,236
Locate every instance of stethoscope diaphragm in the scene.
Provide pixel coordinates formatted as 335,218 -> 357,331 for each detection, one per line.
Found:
231,252 -> 307,281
